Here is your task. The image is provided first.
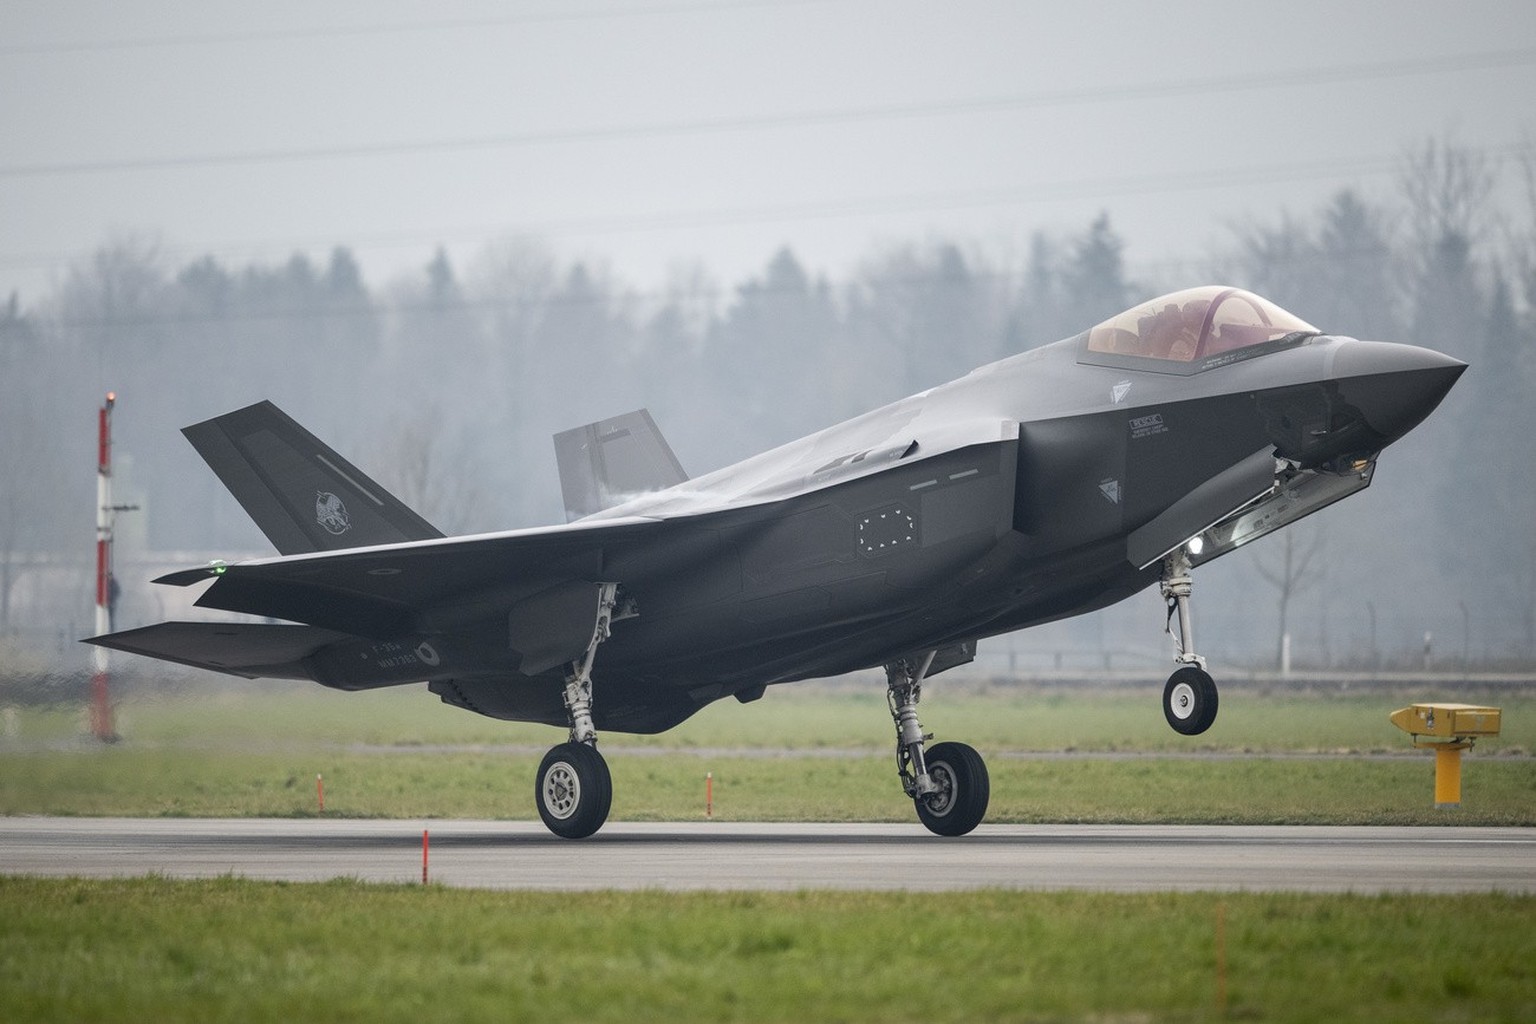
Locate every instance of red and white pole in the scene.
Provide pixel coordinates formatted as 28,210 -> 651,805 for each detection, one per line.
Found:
91,392 -> 118,742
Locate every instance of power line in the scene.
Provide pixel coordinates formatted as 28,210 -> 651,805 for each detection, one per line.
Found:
0,0 -> 828,58
3,47 -> 1533,179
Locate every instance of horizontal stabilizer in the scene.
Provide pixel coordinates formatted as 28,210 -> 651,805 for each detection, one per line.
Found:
554,409 -> 687,522
84,621 -> 350,679
184,400 -> 444,555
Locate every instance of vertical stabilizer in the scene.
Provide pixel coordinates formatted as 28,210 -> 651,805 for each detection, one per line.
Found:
553,409 -> 688,521
184,400 -> 444,554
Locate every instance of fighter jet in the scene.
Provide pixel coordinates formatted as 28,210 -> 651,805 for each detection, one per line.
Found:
88,286 -> 1464,838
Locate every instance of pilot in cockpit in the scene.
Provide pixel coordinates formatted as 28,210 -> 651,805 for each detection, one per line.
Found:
1137,298 -> 1210,361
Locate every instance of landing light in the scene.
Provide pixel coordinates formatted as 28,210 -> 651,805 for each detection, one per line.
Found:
1186,536 -> 1204,557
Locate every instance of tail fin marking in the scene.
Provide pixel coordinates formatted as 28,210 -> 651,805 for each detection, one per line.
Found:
184,400 -> 444,555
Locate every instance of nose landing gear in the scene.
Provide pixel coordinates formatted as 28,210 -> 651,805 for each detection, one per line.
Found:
1160,549 -> 1218,735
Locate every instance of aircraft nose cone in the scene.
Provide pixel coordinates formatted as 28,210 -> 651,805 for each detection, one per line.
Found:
1330,340 -> 1467,446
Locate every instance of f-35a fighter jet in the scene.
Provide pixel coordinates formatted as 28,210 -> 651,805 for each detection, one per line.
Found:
89,286 -> 1464,838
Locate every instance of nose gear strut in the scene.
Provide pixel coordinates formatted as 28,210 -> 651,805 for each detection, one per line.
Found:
1160,549 -> 1204,672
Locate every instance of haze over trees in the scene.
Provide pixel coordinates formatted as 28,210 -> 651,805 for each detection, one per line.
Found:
2,139 -> 1533,673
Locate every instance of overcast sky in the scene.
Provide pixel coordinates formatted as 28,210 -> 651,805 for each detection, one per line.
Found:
3,0 -> 1534,303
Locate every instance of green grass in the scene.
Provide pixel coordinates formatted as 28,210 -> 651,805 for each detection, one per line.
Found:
1,877 -> 1532,1023
9,679 -> 1534,754
3,745 -> 1533,825
4,688 -> 1532,1021
3,684 -> 1533,824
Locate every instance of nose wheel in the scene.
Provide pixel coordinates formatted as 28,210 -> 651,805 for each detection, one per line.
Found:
1162,665 -> 1218,735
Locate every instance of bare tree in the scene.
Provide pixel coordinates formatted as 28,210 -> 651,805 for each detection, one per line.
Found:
1252,527 -> 1325,669
0,299 -> 72,630
854,242 -> 989,397
1398,138 -> 1494,356
1517,135 -> 1536,314
1527,535 -> 1536,658
370,407 -> 488,536
1398,137 -> 1495,260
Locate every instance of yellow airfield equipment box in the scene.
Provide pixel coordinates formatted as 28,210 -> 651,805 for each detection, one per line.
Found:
1388,703 -> 1502,745
1388,703 -> 1502,808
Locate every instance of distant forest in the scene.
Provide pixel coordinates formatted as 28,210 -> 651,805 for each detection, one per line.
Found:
2,138 -> 1533,668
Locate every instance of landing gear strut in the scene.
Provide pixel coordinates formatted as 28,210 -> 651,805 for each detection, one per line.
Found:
534,583 -> 618,838
1160,549 -> 1218,735
886,652 -> 989,836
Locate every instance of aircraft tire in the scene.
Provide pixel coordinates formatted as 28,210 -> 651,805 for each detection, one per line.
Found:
915,741 -> 989,837
535,742 -> 613,839
1163,666 -> 1219,735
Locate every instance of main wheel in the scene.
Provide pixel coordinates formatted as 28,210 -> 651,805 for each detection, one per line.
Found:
1163,666 -> 1218,735
535,742 -> 613,839
915,741 -> 989,837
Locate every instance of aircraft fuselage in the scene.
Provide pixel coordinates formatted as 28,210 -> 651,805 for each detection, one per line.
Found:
427,327 -> 1462,732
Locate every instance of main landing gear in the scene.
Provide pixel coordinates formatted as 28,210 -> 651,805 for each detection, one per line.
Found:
534,583 -> 618,839
529,587 -> 993,840
1159,549 -> 1218,735
886,652 -> 989,836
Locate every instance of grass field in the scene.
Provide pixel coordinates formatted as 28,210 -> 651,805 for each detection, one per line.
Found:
2,877 -> 1533,1023
4,683 -> 1532,1022
2,682 -> 1532,824
5,745 -> 1536,825
10,678 -> 1534,754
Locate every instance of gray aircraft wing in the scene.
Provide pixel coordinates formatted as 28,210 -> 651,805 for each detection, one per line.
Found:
88,513 -> 679,687
148,515 -> 672,643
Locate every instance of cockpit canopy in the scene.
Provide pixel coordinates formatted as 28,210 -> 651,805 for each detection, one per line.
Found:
1081,286 -> 1318,373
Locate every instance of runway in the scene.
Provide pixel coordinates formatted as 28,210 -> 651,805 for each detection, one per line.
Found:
2,818 -> 1532,892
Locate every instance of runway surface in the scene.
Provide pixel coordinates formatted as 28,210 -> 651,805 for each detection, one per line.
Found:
2,818 -> 1532,892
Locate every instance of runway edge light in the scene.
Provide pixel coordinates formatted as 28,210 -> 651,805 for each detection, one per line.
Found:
1388,703 -> 1502,808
